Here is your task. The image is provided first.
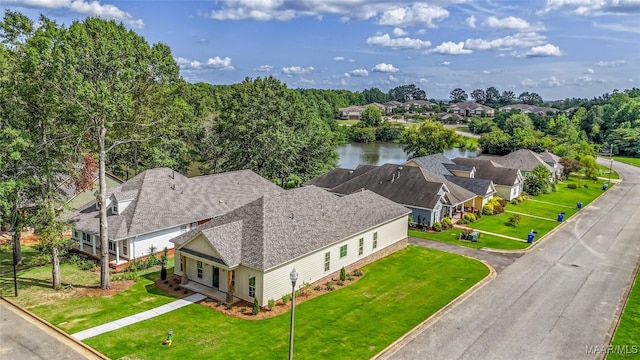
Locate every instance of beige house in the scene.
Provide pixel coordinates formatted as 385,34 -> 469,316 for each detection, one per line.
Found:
450,102 -> 495,117
171,186 -> 410,306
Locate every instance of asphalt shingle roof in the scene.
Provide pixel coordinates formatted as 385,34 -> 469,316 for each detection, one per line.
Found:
480,149 -> 562,173
67,168 -> 284,240
303,164 -> 377,189
452,158 -> 521,186
171,186 -> 410,271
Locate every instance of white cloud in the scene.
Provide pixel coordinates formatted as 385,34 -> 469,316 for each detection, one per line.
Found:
282,65 -> 315,74
372,63 -> 399,73
526,44 -> 563,57
343,72 -> 350,78
392,27 -> 408,37
419,77 -> 428,83
482,70 -> 490,74
439,61 -> 451,66
465,32 -> 546,51
254,64 -> 273,72
593,21 -> 640,33
585,68 -> 595,74
388,75 -> 399,82
466,15 -> 476,28
484,16 -> 544,31
539,0 -> 640,15
175,56 -> 235,70
428,41 -> 472,55
351,68 -> 369,77
378,3 -> 449,28
595,59 -> 626,66
520,76 -> 562,87
366,33 -> 431,49
333,56 -> 345,61
416,29 -> 427,35
5,0 -> 144,28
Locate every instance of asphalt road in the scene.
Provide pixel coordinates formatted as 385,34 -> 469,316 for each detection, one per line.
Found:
382,159 -> 640,360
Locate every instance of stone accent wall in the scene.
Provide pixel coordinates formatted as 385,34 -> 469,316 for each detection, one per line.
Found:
313,237 -> 408,285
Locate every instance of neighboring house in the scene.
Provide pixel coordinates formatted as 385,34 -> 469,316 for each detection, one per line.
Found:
59,171 -> 123,210
382,101 -> 403,115
481,149 -> 563,181
452,158 -> 524,201
301,165 -> 377,190
338,105 -> 365,120
405,154 -> 496,210
499,104 -> 559,115
171,186 -> 410,305
438,112 -> 464,124
67,168 -> 284,269
403,100 -> 434,112
450,102 -> 495,117
306,163 -> 476,226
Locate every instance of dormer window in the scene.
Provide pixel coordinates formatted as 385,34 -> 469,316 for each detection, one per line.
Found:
112,201 -> 118,215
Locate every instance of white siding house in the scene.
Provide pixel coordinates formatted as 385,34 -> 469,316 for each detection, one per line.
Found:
172,186 -> 410,306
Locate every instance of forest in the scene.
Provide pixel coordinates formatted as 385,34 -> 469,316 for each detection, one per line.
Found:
1,11 -> 639,288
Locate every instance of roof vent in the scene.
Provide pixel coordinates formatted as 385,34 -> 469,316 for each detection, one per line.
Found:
219,199 -> 223,203
398,166 -> 403,170
348,170 -> 353,174
170,184 -> 175,191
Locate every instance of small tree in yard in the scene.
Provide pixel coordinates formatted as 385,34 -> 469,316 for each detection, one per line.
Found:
252,298 -> 260,315
524,165 -> 552,195
340,267 -> 346,281
508,214 -> 521,227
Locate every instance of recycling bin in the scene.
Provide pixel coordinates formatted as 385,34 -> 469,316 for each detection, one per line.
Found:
602,183 -> 608,190
527,232 -> 535,243
577,202 -> 583,209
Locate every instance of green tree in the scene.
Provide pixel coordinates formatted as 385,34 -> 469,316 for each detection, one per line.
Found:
450,88 -> 468,103
524,165 -> 552,196
503,113 -> 534,135
470,89 -> 486,104
580,155 -> 598,180
478,130 -> 514,155
388,84 -> 426,102
360,105 -> 383,128
400,121 -> 461,158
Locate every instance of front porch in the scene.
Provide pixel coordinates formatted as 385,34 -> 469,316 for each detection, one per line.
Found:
180,281 -> 239,304
71,248 -> 131,272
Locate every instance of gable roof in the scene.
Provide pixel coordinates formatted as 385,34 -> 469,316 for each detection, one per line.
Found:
67,168 -> 284,240
444,175 -> 494,196
172,186 -> 410,271
479,149 -> 554,173
407,154 -> 456,176
452,158 -> 521,186
450,102 -> 495,112
303,164 -> 377,189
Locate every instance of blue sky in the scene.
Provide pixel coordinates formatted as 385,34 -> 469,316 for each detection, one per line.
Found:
2,0 -> 639,100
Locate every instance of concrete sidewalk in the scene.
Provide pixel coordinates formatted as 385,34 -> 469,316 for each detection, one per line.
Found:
71,293 -> 205,341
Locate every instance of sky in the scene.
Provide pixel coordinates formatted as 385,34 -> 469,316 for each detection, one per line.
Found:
1,0 -> 639,100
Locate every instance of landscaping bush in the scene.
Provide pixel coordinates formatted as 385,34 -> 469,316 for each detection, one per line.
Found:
252,298 -> 260,315
337,280 -> 344,286
442,217 -> 453,229
508,214 -> 521,227
483,203 -> 494,215
432,221 -> 442,231
352,269 -> 363,277
340,267 -> 346,281
583,183 -> 589,189
326,281 -> 335,291
567,183 -> 578,189
225,303 -> 233,310
267,299 -> 275,310
281,293 -> 291,304
313,285 -> 322,291
463,213 -> 477,222
457,218 -> 468,225
493,204 -> 504,215
497,198 -> 507,207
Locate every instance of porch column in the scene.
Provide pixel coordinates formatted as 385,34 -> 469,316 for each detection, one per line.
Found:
92,235 -> 96,256
115,241 -> 120,265
181,255 -> 188,285
228,270 -> 234,292
79,234 -> 84,252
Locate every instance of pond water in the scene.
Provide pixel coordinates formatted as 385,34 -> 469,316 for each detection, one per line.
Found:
336,142 -> 478,169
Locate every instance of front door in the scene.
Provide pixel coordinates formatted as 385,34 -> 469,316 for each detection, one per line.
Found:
212,267 -> 219,289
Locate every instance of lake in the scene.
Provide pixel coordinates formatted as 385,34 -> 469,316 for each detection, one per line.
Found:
336,142 -> 478,169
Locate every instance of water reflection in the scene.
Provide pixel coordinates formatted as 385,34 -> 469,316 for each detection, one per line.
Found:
336,142 -> 478,169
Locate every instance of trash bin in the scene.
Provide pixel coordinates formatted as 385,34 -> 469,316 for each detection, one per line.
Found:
527,232 -> 535,243
557,213 -> 565,222
602,183 -> 608,190
577,202 -> 583,209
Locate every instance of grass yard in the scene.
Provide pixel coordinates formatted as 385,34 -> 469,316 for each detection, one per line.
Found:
0,245 -> 46,274
613,156 -> 640,167
507,199 -> 577,220
409,229 -> 530,251
83,246 -> 489,360
534,177 -> 609,207
608,270 -> 640,359
467,213 -> 558,240
597,164 -> 620,180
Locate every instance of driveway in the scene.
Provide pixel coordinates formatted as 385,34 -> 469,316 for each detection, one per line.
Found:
380,159 -> 640,360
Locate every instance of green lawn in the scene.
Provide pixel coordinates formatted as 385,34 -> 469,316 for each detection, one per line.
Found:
83,246 -> 489,360
613,156 -> 640,167
409,229 -> 530,251
534,177 -> 609,207
597,164 -> 620,180
507,199 -> 577,220
467,213 -> 557,240
608,270 -> 640,359
0,245 -> 45,274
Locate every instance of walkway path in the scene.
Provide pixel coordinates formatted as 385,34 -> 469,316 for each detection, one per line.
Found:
71,293 -> 205,341
503,210 -> 556,222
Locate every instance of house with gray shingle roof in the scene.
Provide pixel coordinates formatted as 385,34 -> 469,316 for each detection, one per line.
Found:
480,149 -> 563,181
171,186 -> 410,305
67,167 -> 284,268
450,102 -> 495,117
452,157 -> 524,201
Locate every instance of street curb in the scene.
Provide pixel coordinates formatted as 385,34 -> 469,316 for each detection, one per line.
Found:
372,259 -> 497,360
0,296 -> 109,360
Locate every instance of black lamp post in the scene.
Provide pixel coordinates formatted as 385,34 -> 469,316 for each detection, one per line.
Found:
289,267 -> 298,360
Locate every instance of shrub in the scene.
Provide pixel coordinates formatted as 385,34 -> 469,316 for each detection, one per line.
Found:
583,183 -> 589,189
497,198 -> 507,207
457,218 -> 468,225
69,254 -> 82,265
432,221 -> 442,231
493,204 -> 504,215
252,298 -> 260,315
267,299 -> 275,310
442,217 -> 453,229
340,267 -> 346,281
313,285 -> 322,291
567,183 -> 578,189
508,214 -> 521,227
483,203 -> 494,215
281,293 -> 291,304
216,301 -> 223,307
337,280 -> 344,286
352,269 -> 363,277
326,281 -> 335,291
464,213 -> 477,222
225,303 -> 233,310
347,275 -> 354,281
294,290 -> 300,298
550,183 -> 558,192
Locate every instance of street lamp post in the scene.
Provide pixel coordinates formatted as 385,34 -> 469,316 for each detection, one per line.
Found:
289,267 -> 298,360
608,143 -> 613,186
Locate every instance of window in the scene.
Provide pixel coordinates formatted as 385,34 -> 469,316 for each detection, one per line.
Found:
340,244 -> 347,258
122,241 -> 128,256
249,276 -> 256,298
180,224 -> 188,233
82,232 -> 91,244
197,261 -> 203,279
108,241 -> 115,251
324,252 -> 330,272
112,201 -> 118,214
358,238 -> 364,256
73,230 -> 78,239
373,232 -> 378,249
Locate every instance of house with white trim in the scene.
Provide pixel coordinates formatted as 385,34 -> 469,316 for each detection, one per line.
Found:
67,168 -> 284,269
171,186 -> 410,305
